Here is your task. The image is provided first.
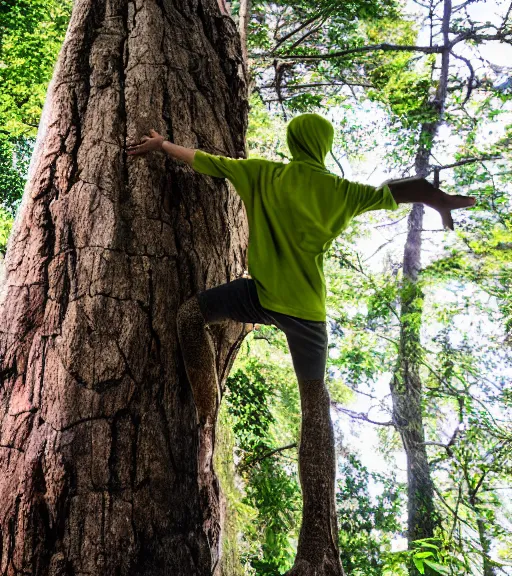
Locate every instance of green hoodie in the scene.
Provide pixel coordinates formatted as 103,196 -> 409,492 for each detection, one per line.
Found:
192,113 -> 397,321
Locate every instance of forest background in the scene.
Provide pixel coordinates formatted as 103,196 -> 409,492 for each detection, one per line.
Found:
0,0 -> 511,574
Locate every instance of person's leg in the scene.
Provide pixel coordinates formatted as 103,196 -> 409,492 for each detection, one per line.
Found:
290,377 -> 343,575
176,278 -> 271,571
177,278 -> 270,426
265,312 -> 344,574
176,279 -> 259,474
177,294 -> 222,570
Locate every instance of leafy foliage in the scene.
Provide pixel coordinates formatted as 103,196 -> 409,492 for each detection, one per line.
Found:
224,356 -> 301,575
0,0 -> 71,212
0,0 -> 72,137
336,453 -> 404,575
0,205 -> 13,253
0,137 -> 33,212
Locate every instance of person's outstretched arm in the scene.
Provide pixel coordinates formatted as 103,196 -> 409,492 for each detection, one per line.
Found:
127,129 -> 195,165
384,177 -> 476,230
126,129 -> 259,203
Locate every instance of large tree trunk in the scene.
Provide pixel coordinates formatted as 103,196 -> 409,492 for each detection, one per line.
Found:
0,1 -> 248,574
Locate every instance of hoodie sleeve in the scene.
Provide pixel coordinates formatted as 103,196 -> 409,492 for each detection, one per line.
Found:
338,179 -> 399,220
192,150 -> 260,203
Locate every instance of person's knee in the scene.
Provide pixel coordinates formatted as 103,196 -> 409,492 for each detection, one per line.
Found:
296,369 -> 326,385
298,377 -> 326,388
177,296 -> 205,332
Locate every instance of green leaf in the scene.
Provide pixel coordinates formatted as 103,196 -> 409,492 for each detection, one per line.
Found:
423,560 -> 451,574
413,557 -> 425,574
415,551 -> 435,558
414,542 -> 440,550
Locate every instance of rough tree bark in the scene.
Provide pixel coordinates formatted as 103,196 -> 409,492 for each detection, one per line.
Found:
0,0 -> 248,574
390,0 -> 452,568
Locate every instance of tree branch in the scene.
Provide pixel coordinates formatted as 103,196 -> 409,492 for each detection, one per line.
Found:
269,12 -> 326,54
450,30 -> 512,46
239,0 -> 251,64
330,150 -> 345,177
424,440 -> 454,451
503,1 -> 512,27
469,470 -> 488,502
374,214 -> 409,228
432,483 -> 475,529
450,51 -> 475,105
260,81 -> 374,89
364,239 -> 394,262
332,403 -> 395,427
436,0 -> 453,115
430,155 -> 501,171
283,22 -> 327,54
452,0 -> 482,13
252,43 -> 443,61
239,443 -> 297,470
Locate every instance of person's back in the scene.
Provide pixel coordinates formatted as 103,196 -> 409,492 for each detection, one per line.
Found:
192,113 -> 397,320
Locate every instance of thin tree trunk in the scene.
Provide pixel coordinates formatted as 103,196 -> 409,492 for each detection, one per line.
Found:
239,0 -> 251,65
390,0 -> 453,567
467,474 -> 497,576
476,517 -> 497,576
0,1 -> 248,574
390,200 -> 438,546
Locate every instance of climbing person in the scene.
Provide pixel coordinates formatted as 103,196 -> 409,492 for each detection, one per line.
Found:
126,114 -> 475,573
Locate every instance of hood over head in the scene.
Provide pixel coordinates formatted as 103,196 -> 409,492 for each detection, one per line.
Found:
286,114 -> 334,168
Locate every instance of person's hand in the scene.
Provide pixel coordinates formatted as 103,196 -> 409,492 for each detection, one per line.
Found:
387,177 -> 476,231
126,129 -> 165,156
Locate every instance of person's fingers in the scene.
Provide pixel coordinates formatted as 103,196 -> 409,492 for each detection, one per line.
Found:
127,144 -> 147,155
460,195 -> 476,206
451,195 -> 477,209
127,133 -> 154,150
126,141 -> 145,150
438,189 -> 475,206
127,144 -> 143,152
149,129 -> 159,137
